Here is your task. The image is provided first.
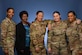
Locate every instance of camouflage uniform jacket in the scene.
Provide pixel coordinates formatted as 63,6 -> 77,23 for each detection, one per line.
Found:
30,20 -> 47,50
48,21 -> 67,48
1,17 -> 16,49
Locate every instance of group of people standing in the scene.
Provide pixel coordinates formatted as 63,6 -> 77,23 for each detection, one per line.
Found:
0,7 -> 82,55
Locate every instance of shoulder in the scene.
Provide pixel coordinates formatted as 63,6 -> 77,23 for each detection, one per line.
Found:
61,21 -> 67,24
63,20 -> 69,24
11,20 -> 16,25
1,18 -> 9,23
49,20 -> 54,24
27,22 -> 30,26
77,22 -> 82,28
31,21 -> 37,26
43,20 -> 51,24
1,18 -> 9,26
61,21 -> 68,27
16,22 -> 22,27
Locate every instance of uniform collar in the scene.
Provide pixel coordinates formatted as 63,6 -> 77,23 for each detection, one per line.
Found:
6,17 -> 13,23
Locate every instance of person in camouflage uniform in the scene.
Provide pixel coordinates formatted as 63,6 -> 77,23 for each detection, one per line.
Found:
30,11 -> 47,55
66,11 -> 82,55
1,8 -> 16,55
48,11 -> 68,55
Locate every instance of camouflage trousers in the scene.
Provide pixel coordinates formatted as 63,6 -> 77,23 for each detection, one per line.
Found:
68,40 -> 80,55
48,43 -> 68,55
70,47 -> 82,55
31,47 -> 46,55
69,48 -> 81,55
2,37 -> 15,55
69,40 -> 82,55
78,41 -> 82,55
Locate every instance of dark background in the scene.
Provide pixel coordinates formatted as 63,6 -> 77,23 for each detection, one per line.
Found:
0,0 -> 82,55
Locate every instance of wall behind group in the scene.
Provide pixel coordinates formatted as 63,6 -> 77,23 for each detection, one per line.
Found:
0,0 -> 81,51
0,0 -> 5,23
0,0 -> 81,23
79,0 -> 82,19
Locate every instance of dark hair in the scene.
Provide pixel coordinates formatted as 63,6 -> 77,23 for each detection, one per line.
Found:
35,11 -> 44,20
36,11 -> 44,15
67,11 -> 76,16
7,7 -> 14,12
53,11 -> 61,19
19,11 -> 28,19
53,11 -> 60,15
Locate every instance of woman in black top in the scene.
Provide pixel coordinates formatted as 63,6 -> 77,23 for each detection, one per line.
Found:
15,11 -> 30,55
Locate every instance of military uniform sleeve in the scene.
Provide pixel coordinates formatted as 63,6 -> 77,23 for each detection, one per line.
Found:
43,20 -> 52,27
30,24 -> 39,48
1,21 -> 9,48
78,23 -> 82,40
48,20 -> 53,30
76,23 -> 82,49
48,27 -> 53,48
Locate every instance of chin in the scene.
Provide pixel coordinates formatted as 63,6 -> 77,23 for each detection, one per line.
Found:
69,20 -> 73,23
55,20 -> 59,22
39,20 -> 42,22
9,16 -> 13,18
24,21 -> 27,22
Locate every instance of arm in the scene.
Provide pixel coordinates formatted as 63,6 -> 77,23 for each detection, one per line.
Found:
47,28 -> 53,53
47,23 -> 52,48
78,24 -> 82,40
76,23 -> 82,54
15,25 -> 21,49
30,24 -> 39,48
1,21 -> 8,50
47,23 -> 53,48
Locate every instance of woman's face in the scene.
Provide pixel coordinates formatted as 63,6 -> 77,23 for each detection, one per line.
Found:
53,13 -> 61,22
7,9 -> 14,19
68,12 -> 76,22
36,12 -> 43,22
22,14 -> 28,22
